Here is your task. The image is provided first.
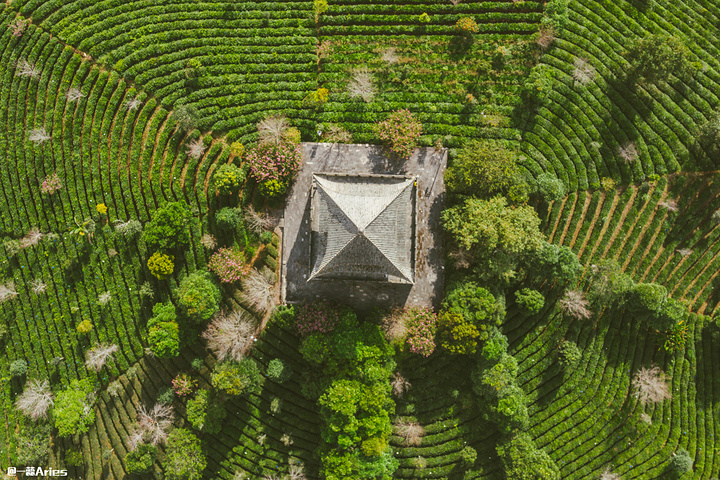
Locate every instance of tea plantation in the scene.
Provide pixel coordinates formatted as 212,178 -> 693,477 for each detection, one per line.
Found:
1,0 -> 719,479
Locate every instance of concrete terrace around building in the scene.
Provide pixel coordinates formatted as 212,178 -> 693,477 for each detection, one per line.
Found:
281,142 -> 446,310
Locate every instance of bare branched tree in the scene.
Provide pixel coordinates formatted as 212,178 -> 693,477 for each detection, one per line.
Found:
280,433 -> 293,446
394,419 -> 424,446
15,379 -> 54,420
125,97 -> 142,110
381,309 -> 407,343
31,279 -> 47,295
0,281 -> 18,303
600,469 -> 621,480
676,248 -> 693,257
98,291 -> 112,306
114,218 -> 142,237
324,123 -> 353,144
200,233 -> 217,250
287,464 -> 307,480
449,0 -> 462,5
536,26 -> 556,49
391,371 -> 411,398
559,290 -> 592,320
66,88 -> 85,102
127,428 -> 145,451
632,365 -> 671,405
347,67 -> 376,102
660,199 -> 679,212
258,115 -> 288,145
28,127 -> 51,144
617,141 -> 638,163
85,343 -> 119,372
244,205 -> 276,234
449,246 -> 472,269
573,57 -> 597,85
135,403 -> 175,447
241,268 -> 276,314
381,47 -> 399,64
186,137 -> 206,160
15,58 -> 40,79
639,412 -> 652,425
202,310 -> 257,362
20,227 -> 43,248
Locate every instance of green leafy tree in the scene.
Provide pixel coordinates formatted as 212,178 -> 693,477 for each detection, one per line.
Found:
54,379 -> 95,437
624,34 -> 696,85
215,207 -> 241,233
186,389 -> 226,434
147,252 -> 175,279
628,282 -> 667,317
213,164 -> 245,195
142,202 -> 191,252
437,310 -> 480,355
497,433 -> 560,480
442,281 -> 497,327
514,288 -> 545,315
176,271 -> 221,322
146,302 -> 180,358
442,196 -> 543,281
172,104 -> 200,132
528,242 -> 582,285
163,429 -> 206,480
535,173 -> 566,203
373,109 -> 422,158
668,448 -> 693,477
557,340 -> 581,370
445,140 -> 529,202
211,358 -> 264,396
9,359 -> 28,377
15,422 -> 51,465
125,444 -> 157,474
266,358 -> 292,383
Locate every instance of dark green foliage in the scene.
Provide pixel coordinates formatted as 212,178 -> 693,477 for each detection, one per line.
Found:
176,271 -> 221,322
215,207 -> 241,233
125,444 -> 157,474
442,281 -> 497,328
628,283 -> 667,320
172,104 -> 200,132
266,358 -> 292,383
437,310 -> 480,355
535,173 -> 566,203
624,35 -> 696,85
211,358 -> 264,396
191,358 -> 204,371
587,259 -> 635,304
497,433 -> 560,480
557,340 -> 581,370
668,448 -> 693,477
658,298 -> 688,332
541,0 -> 569,32
697,112 -> 720,162
445,139 -> 529,202
53,379 -> 95,437
186,390 -> 226,434
64,448 -> 84,466
142,201 -> 192,252
146,302 -> 180,358
528,242 -> 583,285
157,386 -> 175,405
515,288 -> 545,315
9,359 -> 28,377
163,429 -> 207,480
15,422 -> 51,465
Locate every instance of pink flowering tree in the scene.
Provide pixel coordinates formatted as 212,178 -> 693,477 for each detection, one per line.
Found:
245,141 -> 302,198
171,373 -> 197,397
373,109 -> 423,158
404,306 -> 437,356
208,248 -> 246,283
40,173 -> 62,195
295,302 -> 340,337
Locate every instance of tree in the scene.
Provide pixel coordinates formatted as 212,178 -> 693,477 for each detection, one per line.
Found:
15,422 -> 51,466
558,290 -> 592,320
125,443 -> 157,474
129,403 -> 175,449
624,34 -> 696,85
16,379 -> 54,420
535,173 -> 566,203
114,218 -> 143,237
266,358 -> 292,383
163,429 -> 207,480
627,282 -> 667,322
373,109 -> 422,158
202,310 -> 256,362
147,252 -> 175,279
172,104 -> 200,132
393,419 -> 424,446
186,389 -> 226,434
186,137 -> 206,160
668,449 -> 693,477
632,366 -> 671,405
142,201 -> 192,252
53,379 -> 95,437
437,310 -> 480,355
347,67 -> 376,103
442,281 -> 498,327
557,340 -> 581,370
528,242 -> 583,285
9,359 -> 28,377
213,164 -> 246,195
445,140 -> 529,202
257,115 -> 289,145
176,271 -> 221,322
147,303 -> 180,358
442,196 -> 543,281
215,207 -> 241,232
515,288 -> 545,315
497,433 -> 560,480
85,343 -> 119,372
211,358 -> 264,396
241,268 -> 276,314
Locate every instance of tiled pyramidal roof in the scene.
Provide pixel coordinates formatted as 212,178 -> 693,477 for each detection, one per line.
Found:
310,173 -> 415,284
